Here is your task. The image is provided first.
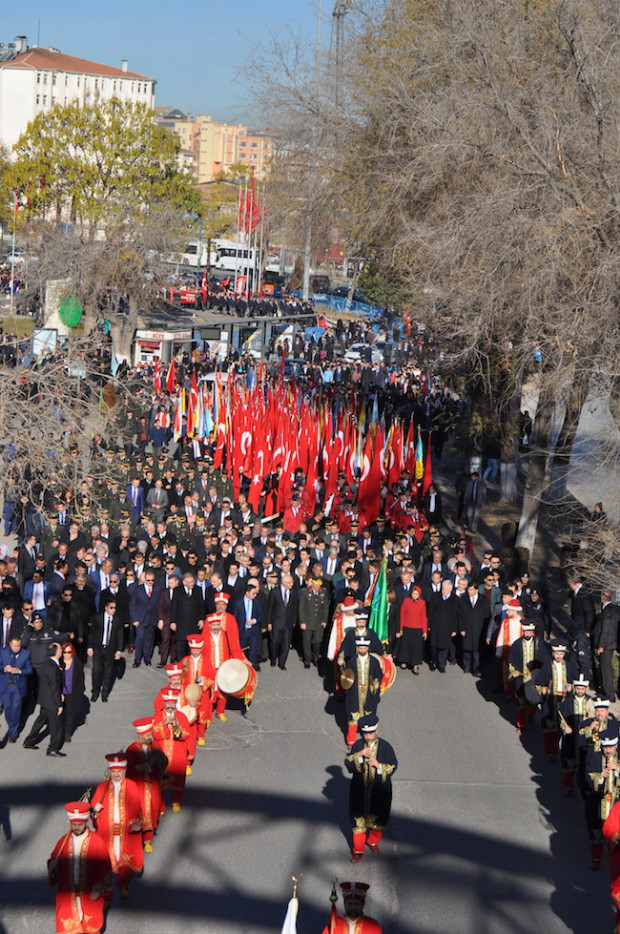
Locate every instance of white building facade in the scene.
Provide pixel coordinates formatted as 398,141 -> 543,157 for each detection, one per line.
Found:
0,36 -> 156,150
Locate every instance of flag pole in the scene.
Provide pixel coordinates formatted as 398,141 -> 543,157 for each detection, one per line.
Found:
329,878 -> 338,934
10,193 -> 17,316
280,873 -> 302,934
257,178 -> 265,296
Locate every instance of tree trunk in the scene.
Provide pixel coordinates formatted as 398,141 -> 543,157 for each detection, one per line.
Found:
501,461 -> 518,503
515,380 -> 555,565
548,370 -> 591,501
499,366 -> 523,503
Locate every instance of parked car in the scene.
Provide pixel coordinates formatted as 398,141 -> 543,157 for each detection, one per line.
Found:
344,342 -> 384,364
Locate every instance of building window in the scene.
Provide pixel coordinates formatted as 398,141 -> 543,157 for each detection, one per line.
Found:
43,95 -> 47,105
240,141 -> 247,148
77,77 -> 81,87
36,94 -> 40,105
43,73 -> 47,85
37,72 -> 41,84
52,73 -> 57,86
251,142 -> 258,148
113,81 -> 117,92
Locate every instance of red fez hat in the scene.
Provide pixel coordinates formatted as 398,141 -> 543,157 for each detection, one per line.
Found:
64,801 -> 91,821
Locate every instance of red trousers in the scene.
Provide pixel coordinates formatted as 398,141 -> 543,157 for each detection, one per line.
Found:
352,829 -> 382,854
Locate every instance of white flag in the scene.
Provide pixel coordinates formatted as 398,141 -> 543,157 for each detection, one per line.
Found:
280,896 -> 298,934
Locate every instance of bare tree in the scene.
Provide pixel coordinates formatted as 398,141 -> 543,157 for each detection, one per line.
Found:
296,0 -> 620,568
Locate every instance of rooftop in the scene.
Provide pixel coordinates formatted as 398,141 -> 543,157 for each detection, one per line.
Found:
0,46 -> 153,81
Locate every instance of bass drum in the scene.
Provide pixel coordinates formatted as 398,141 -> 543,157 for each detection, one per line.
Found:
215,658 -> 258,706
372,653 -> 396,695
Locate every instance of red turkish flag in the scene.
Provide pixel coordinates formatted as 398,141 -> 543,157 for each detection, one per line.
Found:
387,421 -> 404,489
422,432 -> 433,496
358,425 -> 383,526
165,359 -> 176,394
404,419 -> 416,476
213,399 -> 227,470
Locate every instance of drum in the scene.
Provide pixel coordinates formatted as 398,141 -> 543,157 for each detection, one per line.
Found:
216,658 -> 258,706
184,683 -> 202,704
373,653 -> 396,695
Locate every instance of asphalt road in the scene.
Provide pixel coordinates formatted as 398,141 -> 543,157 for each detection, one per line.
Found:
0,650 -> 614,934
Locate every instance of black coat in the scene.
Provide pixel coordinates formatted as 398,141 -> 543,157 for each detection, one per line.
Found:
36,655 -> 63,709
170,586 -> 205,640
458,596 -> 489,651
87,612 -> 124,654
592,603 -> 619,652
345,736 -> 397,829
570,588 -> 596,636
266,587 -> 298,632
507,636 -> 548,692
428,592 -> 458,649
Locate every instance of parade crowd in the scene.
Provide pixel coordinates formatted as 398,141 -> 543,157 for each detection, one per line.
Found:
2,318 -> 619,932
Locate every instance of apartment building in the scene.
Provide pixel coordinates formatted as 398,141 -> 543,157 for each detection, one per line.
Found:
155,108 -> 272,183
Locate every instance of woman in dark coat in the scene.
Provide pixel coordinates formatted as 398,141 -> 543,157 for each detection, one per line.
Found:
396,586 -> 428,674
60,641 -> 85,741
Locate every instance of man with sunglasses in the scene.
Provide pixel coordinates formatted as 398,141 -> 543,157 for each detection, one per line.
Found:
129,571 -> 162,668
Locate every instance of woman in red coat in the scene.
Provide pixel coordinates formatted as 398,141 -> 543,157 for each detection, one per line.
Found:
396,585 -> 427,674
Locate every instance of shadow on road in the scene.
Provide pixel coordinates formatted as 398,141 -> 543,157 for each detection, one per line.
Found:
0,774 -> 612,933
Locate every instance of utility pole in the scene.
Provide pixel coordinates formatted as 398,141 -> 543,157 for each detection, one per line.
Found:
331,0 -> 354,109
302,0 -> 323,301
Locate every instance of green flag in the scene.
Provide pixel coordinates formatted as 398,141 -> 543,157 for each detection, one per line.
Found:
368,556 -> 389,644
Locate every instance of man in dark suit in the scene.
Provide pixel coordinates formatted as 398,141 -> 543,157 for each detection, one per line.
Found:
17,535 -> 38,588
128,571 -> 162,668
593,591 -> 619,699
458,582 -> 490,676
157,574 -> 180,666
87,599 -> 123,703
321,544 -> 342,581
170,572 -> 205,661
568,577 -> 596,637
203,571 -> 225,615
99,572 -> 131,650
126,478 -> 145,524
0,635 -> 32,741
23,641 -> 65,755
0,605 -> 23,648
392,568 -> 417,609
265,574 -> 298,670
234,579 -> 263,671
420,547 -> 448,589
428,580 -> 459,672
463,472 -> 487,534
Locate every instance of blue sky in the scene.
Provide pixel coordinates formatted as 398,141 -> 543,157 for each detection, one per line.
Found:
4,0 -> 324,125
